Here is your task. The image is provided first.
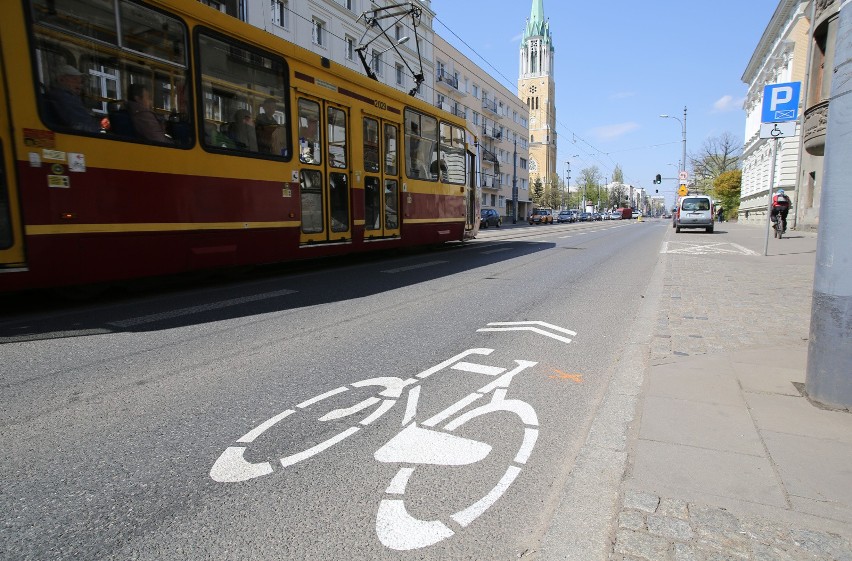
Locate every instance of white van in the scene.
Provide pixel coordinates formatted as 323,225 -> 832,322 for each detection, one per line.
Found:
675,195 -> 714,233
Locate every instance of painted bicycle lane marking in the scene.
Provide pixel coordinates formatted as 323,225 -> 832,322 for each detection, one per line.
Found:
210,323 -> 578,551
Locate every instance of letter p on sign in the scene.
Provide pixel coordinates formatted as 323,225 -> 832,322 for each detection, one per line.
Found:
761,82 -> 801,123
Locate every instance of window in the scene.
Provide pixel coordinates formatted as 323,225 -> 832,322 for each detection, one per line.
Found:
327,106 -> 347,168
404,108 -> 438,180
312,18 -> 325,47
396,64 -> 404,86
472,111 -> 480,125
472,84 -> 479,98
31,0 -> 192,146
520,158 -> 527,169
198,31 -> 290,157
271,0 -> 288,28
363,117 -> 379,173
371,49 -> 382,76
439,122 -> 466,184
345,36 -> 355,61
395,25 -> 403,41
344,0 -> 354,10
298,99 -> 321,164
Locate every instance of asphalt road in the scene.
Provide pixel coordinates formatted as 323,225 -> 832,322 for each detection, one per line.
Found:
0,218 -> 669,560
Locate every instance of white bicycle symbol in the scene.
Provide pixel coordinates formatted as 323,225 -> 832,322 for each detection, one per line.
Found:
210,348 -> 539,551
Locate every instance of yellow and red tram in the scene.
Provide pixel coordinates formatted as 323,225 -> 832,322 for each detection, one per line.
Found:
0,0 -> 481,292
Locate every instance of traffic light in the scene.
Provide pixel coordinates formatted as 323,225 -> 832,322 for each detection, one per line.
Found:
654,173 -> 662,184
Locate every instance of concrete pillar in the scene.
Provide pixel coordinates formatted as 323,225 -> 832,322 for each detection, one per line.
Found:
805,1 -> 852,409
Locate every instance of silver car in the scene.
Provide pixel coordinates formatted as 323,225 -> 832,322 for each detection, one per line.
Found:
675,196 -> 714,233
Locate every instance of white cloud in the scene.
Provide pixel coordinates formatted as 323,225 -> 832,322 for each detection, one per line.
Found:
713,95 -> 745,112
510,33 -> 523,43
590,122 -> 639,141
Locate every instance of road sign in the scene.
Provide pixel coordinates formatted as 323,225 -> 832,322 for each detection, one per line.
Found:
761,82 -> 801,123
759,121 -> 797,139
678,171 -> 688,181
678,185 -> 688,196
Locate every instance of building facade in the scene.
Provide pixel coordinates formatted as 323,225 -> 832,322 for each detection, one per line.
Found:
798,0 -> 841,230
739,0 -> 809,226
205,0 -> 437,103
518,0 -> 557,192
433,36 -> 531,221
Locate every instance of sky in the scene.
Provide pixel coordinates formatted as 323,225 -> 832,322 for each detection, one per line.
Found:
427,0 -> 779,207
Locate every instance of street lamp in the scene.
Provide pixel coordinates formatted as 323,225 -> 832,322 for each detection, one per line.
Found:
660,106 -> 687,180
564,156 -> 579,210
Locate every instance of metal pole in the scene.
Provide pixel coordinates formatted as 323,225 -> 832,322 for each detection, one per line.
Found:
763,137 -> 778,257
681,106 -> 687,178
512,137 -> 518,224
806,0 -> 852,409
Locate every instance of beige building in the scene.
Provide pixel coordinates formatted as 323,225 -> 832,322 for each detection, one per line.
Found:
433,36 -> 532,220
518,0 -> 557,193
740,0 -> 809,225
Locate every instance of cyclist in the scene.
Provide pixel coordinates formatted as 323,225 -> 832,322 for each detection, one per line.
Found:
771,189 -> 791,232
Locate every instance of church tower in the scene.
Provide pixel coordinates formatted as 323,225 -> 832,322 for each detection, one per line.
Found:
518,0 -> 556,190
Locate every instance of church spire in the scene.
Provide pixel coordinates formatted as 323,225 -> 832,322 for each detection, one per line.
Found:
523,0 -> 552,44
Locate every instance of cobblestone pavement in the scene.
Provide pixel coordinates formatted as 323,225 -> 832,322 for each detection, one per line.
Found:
609,225 -> 852,561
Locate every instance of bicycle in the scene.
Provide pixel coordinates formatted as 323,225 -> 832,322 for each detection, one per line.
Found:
210,348 -> 540,551
772,213 -> 786,239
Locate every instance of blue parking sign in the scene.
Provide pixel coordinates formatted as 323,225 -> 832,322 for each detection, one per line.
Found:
761,82 -> 801,123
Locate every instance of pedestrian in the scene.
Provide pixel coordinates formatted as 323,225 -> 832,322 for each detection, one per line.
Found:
717,206 -> 724,222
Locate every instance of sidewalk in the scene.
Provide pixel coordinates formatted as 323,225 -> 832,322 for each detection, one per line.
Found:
612,222 -> 852,561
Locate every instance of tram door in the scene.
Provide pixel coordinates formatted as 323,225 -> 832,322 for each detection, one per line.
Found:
362,117 -> 401,239
297,96 -> 352,244
0,51 -> 25,269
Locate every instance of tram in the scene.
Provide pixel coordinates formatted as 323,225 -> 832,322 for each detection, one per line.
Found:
0,0 -> 481,292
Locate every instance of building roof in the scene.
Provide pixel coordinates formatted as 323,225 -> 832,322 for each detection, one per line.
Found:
523,0 -> 553,46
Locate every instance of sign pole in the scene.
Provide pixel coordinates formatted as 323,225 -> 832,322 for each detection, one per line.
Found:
763,137 -> 778,256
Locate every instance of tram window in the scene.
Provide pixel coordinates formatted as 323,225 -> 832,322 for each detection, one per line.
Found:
385,180 -> 399,229
29,0 -> 193,146
440,122 -> 466,185
298,99 -> 322,164
327,107 -> 347,168
363,118 -> 379,173
384,124 -> 398,176
404,109 -> 437,181
300,170 -> 323,234
198,31 -> 290,158
365,176 -> 381,231
329,172 -> 349,233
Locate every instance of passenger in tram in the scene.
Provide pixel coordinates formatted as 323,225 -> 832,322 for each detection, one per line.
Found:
126,83 -> 171,143
255,98 -> 286,156
46,65 -> 102,133
230,109 -> 258,152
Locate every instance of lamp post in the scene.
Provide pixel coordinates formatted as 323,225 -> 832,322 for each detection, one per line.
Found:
564,156 -> 579,210
660,106 -> 687,180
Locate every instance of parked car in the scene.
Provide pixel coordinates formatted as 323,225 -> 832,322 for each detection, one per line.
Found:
675,195 -> 714,233
609,211 -> 622,220
529,208 -> 554,225
480,208 -> 502,228
631,210 -> 640,219
578,212 -> 591,222
556,210 -> 574,223
592,212 -> 602,221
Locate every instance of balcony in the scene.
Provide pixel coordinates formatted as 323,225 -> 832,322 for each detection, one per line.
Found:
481,125 -> 502,140
804,100 -> 829,156
435,69 -> 460,92
435,99 -> 451,113
482,97 -> 502,118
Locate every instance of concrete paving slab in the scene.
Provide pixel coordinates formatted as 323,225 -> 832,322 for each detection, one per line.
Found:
762,430 -> 852,507
647,369 -> 744,406
790,495 -> 852,530
744,392 -> 852,442
630,439 -> 788,508
733,365 -> 804,396
729,345 -> 809,370
639,396 -> 764,456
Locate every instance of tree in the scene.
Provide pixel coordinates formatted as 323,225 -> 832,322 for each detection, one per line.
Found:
689,132 -> 741,194
609,183 -> 627,208
531,177 -> 544,207
547,179 -> 561,208
579,166 -> 601,209
612,164 -> 624,185
713,169 -> 741,220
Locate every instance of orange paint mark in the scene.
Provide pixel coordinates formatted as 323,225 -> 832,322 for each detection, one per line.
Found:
549,369 -> 583,383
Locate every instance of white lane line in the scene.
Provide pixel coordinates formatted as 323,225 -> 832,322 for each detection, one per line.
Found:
109,289 -> 297,327
558,235 -> 573,239
381,261 -> 447,273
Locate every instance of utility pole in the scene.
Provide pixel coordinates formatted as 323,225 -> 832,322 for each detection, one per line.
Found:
512,137 -> 518,224
806,2 -> 852,409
